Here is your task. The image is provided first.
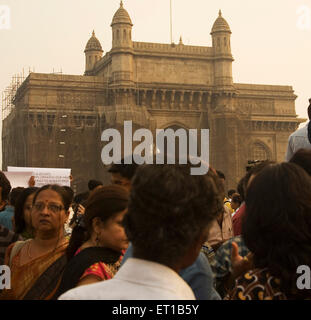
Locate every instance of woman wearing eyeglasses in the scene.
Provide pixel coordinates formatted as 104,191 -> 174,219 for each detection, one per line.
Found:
1,184 -> 71,300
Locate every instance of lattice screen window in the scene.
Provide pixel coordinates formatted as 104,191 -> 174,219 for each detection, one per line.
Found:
249,142 -> 270,161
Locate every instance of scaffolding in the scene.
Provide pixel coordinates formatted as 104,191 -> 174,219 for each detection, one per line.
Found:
1,68 -> 34,121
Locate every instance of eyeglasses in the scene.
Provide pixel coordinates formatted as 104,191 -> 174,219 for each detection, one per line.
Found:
33,202 -> 64,213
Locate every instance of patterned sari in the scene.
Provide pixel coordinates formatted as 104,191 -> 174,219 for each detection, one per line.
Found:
0,240 -> 68,300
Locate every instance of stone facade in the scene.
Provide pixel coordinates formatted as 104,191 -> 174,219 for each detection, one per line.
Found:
2,3 -> 303,193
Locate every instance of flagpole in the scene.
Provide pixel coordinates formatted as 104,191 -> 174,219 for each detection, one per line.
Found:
170,0 -> 173,43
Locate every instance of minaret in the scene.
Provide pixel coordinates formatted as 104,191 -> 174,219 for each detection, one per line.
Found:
110,1 -> 134,85
210,10 -> 234,88
84,30 -> 103,75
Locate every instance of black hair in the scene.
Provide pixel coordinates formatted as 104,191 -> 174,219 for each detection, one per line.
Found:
236,177 -> 246,202
0,171 -> 12,201
243,160 -> 275,191
289,148 -> 311,176
73,191 -> 90,205
108,155 -> 139,180
228,189 -> 236,198
216,170 -> 225,180
123,163 -> 222,268
62,186 -> 74,204
14,187 -> 38,234
242,162 -> 311,299
231,193 -> 242,206
87,180 -> 103,191
9,187 -> 25,207
66,185 -> 129,260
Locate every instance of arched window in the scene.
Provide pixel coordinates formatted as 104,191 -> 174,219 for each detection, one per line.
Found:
124,29 -> 126,40
224,37 -> 227,46
117,30 -> 120,40
248,142 -> 270,161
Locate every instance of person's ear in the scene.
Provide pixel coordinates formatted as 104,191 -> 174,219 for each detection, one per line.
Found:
179,227 -> 209,270
92,217 -> 103,234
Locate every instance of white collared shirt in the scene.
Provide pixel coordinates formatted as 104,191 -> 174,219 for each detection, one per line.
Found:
58,258 -> 195,300
285,122 -> 311,161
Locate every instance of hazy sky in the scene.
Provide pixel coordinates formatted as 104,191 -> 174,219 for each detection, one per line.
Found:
1,0 -> 311,166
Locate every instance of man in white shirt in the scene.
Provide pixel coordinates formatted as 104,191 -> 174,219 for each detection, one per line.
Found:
59,162 -> 221,300
285,99 -> 311,161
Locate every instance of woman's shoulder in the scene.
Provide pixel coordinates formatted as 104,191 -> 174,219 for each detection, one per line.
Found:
80,252 -> 123,281
5,239 -> 31,266
226,268 -> 285,300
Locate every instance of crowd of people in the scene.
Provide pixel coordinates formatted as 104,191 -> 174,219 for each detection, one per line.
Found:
0,101 -> 311,300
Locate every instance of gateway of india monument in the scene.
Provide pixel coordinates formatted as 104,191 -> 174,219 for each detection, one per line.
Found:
2,2 -> 303,192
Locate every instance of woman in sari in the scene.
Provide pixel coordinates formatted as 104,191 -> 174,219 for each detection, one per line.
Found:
54,185 -> 129,298
1,184 -> 71,300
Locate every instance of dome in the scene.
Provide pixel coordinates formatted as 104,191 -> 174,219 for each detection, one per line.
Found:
211,10 -> 231,34
84,31 -> 103,52
111,1 -> 133,26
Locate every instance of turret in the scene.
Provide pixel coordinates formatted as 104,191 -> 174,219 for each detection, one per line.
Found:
211,10 -> 234,87
110,1 -> 134,85
111,1 -> 133,50
84,30 -> 103,75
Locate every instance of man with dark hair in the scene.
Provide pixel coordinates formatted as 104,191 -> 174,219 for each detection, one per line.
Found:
108,156 -> 138,191
59,163 -> 222,300
285,98 -> 311,161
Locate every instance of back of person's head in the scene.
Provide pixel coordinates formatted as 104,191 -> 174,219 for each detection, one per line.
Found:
9,187 -> 25,207
66,185 -> 129,259
308,98 -> 311,120
289,148 -> 311,176
0,171 -> 12,202
216,170 -> 225,181
243,160 -> 275,191
243,162 -> 311,298
228,189 -> 236,199
73,191 -> 90,205
108,155 -> 139,180
14,187 -> 38,234
123,163 -> 222,270
62,186 -> 74,204
87,180 -> 103,191
231,193 -> 242,206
